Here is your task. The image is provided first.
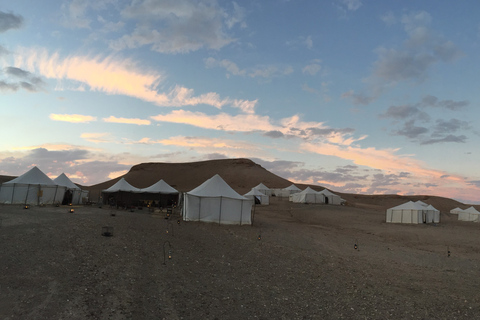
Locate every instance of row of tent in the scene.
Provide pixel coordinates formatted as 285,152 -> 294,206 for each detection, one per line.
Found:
386,201 -> 440,224
450,206 -> 480,222
0,167 -> 88,205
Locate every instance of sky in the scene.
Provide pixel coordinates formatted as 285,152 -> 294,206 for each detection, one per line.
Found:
1,0 -> 480,203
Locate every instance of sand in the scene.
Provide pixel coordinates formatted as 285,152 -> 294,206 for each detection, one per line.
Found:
1,198 -> 480,319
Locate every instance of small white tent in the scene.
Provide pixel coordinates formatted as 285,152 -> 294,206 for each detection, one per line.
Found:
253,183 -> 272,196
458,206 -> 480,222
450,207 -> 464,215
318,189 -> 345,205
53,173 -> 87,205
138,179 -> 179,207
0,167 -> 66,205
425,204 -> 440,223
274,184 -> 301,197
244,188 -> 269,205
386,201 -> 425,224
183,174 -> 253,225
102,178 -> 141,207
290,187 -> 324,204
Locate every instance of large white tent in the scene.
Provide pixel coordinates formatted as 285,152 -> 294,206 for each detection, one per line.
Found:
0,167 -> 66,205
253,183 -> 272,196
138,179 -> 179,207
290,187 -> 324,204
244,188 -> 269,205
386,201 -> 426,224
183,174 -> 253,225
458,206 -> 480,222
53,173 -> 88,205
318,189 -> 345,205
102,178 -> 141,207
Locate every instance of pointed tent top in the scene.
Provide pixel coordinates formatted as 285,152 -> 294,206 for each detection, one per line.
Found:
450,207 -> 464,213
5,166 -> 57,186
284,184 -> 301,191
244,188 -> 265,197
415,200 -> 428,207
390,201 -> 425,210
187,174 -> 246,199
318,189 -> 335,196
102,177 -> 140,193
254,183 -> 270,190
426,204 -> 439,212
297,186 -> 318,194
463,206 -> 480,214
54,173 -> 81,190
140,179 -> 178,194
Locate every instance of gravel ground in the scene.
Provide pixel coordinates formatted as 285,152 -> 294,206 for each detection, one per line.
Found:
1,198 -> 480,319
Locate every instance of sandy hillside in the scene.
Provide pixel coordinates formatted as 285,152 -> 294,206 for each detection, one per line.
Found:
2,197 -> 480,319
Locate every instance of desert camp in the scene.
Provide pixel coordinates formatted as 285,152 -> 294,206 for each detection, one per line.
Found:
2,159 -> 480,319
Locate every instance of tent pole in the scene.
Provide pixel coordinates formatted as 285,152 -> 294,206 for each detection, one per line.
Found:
11,183 -> 16,204
53,185 -> 59,204
218,196 -> 222,225
198,196 -> 201,221
25,184 -> 31,205
240,200 -> 243,226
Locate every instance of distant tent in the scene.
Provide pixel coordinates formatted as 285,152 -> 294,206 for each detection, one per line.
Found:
53,173 -> 88,205
0,167 -> 66,205
244,188 -> 269,205
253,183 -> 272,196
386,201 -> 426,224
102,178 -> 141,208
318,189 -> 345,205
425,204 -> 440,223
458,206 -> 480,222
290,187 -> 324,204
274,184 -> 301,197
183,174 -> 253,225
450,207 -> 464,215
138,179 -> 179,207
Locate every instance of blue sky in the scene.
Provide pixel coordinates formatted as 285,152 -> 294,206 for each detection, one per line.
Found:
1,0 -> 480,202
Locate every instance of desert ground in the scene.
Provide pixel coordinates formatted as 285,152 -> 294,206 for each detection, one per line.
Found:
1,197 -> 480,319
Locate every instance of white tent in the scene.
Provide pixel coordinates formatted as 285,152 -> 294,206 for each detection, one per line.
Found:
458,206 -> 480,222
386,201 -> 426,224
274,184 -> 301,197
0,167 -> 66,205
102,178 -> 141,207
138,179 -> 179,207
290,187 -> 324,204
183,174 -> 253,225
244,188 -> 269,205
318,189 -> 345,205
54,173 -> 88,205
425,204 -> 440,223
450,207 -> 464,215
253,183 -> 272,196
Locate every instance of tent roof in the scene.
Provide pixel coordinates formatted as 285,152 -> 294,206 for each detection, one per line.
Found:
297,186 -> 318,194
389,201 -> 425,210
415,200 -> 428,207
426,204 -> 439,211
5,166 -> 57,186
244,188 -> 266,196
254,183 -> 270,190
187,174 -> 247,199
139,179 -> 178,194
284,184 -> 301,191
102,178 -> 140,193
318,189 -> 336,196
463,206 -> 480,214
450,207 -> 464,213
53,173 -> 81,190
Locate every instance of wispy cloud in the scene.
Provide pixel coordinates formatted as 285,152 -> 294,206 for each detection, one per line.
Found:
80,132 -> 114,143
50,114 -> 97,123
103,116 -> 151,125
0,10 -> 24,33
205,57 -> 294,80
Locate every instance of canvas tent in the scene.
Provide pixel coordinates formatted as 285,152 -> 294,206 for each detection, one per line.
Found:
274,184 -> 301,198
183,174 -> 253,225
253,183 -> 272,196
414,201 -> 440,223
318,189 -> 345,205
102,178 -> 141,207
0,166 -> 66,205
458,206 -> 480,222
244,188 -> 269,205
450,207 -> 464,215
386,201 -> 426,224
53,173 -> 88,205
290,187 -> 324,204
138,179 -> 179,207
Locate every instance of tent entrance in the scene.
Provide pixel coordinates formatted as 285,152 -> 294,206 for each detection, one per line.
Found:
62,190 -> 73,205
324,197 -> 329,204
